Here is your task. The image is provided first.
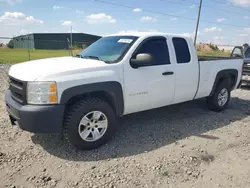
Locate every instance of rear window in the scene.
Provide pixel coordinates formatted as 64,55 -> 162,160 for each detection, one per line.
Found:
172,37 -> 191,64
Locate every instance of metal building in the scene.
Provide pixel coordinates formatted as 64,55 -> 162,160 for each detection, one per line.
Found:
13,33 -> 101,49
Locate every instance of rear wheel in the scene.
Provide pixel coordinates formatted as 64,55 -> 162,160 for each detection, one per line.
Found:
207,80 -> 231,112
64,98 -> 118,150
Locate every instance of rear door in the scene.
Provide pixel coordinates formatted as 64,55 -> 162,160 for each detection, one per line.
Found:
123,36 -> 175,114
171,37 -> 199,103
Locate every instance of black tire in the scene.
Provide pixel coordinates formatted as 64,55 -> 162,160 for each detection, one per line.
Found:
207,80 -> 231,112
64,98 -> 118,150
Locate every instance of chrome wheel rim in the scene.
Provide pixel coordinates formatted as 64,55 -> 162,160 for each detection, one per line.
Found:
78,111 -> 108,142
218,88 -> 229,107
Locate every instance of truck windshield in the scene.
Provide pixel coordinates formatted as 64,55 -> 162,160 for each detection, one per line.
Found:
79,36 -> 138,63
245,48 -> 250,58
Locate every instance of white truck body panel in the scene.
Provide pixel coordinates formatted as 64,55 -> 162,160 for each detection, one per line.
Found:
196,59 -> 242,99
9,57 -> 109,81
168,37 -> 199,104
123,34 -> 175,114
9,57 -> 124,103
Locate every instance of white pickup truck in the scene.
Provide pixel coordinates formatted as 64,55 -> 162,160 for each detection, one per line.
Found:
5,32 -> 243,150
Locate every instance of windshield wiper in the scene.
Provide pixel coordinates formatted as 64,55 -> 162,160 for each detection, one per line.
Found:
81,55 -> 110,63
82,55 -> 101,60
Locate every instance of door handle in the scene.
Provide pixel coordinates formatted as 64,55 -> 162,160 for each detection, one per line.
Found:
162,71 -> 174,76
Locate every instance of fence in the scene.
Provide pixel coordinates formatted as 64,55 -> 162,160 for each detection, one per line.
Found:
0,37 -> 93,64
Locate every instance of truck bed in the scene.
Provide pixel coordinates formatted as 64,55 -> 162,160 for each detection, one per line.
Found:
195,56 -> 243,99
198,56 -> 241,61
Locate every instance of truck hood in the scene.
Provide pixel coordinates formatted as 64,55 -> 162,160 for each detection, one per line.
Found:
8,56 -> 108,81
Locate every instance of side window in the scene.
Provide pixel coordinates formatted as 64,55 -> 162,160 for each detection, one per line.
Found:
172,37 -> 191,64
135,38 -> 170,66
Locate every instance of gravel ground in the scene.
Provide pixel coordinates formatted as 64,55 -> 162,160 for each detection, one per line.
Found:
0,64 -> 250,188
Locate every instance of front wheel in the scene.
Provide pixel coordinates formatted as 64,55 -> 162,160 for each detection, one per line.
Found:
63,98 -> 118,150
207,80 -> 231,112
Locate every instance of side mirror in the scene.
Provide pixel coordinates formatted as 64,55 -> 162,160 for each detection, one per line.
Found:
130,53 -> 154,68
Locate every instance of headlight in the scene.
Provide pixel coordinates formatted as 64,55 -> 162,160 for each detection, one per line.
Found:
27,81 -> 58,104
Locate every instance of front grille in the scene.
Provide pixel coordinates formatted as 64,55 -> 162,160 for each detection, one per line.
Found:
243,64 -> 250,75
9,76 -> 27,104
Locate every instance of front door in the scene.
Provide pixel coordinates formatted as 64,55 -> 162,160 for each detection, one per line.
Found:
123,37 -> 175,115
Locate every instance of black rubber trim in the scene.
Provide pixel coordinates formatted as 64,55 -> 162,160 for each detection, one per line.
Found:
209,69 -> 238,96
5,89 -> 64,134
198,56 -> 242,61
60,81 -> 124,116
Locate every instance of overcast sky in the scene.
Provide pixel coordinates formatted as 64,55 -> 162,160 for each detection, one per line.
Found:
0,0 -> 249,45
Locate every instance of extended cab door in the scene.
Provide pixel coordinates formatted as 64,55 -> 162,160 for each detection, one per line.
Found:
171,37 -> 199,103
123,36 -> 175,114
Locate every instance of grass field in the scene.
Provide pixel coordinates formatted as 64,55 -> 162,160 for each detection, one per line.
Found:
197,51 -> 230,57
0,48 -> 82,64
0,48 -> 230,64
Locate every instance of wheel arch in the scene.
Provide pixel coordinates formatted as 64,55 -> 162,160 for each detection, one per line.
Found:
60,81 -> 124,116
209,69 -> 238,96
